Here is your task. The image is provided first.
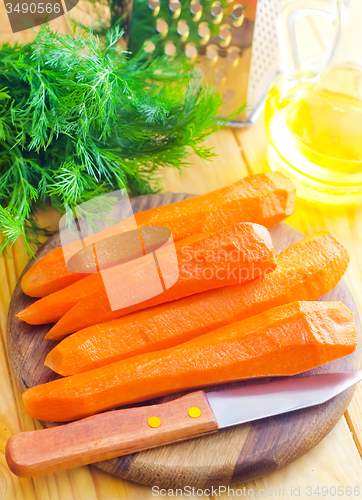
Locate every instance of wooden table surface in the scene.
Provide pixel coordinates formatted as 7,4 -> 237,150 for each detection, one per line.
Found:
1,8 -> 362,500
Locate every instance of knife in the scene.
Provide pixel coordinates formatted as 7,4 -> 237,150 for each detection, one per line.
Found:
6,372 -> 362,478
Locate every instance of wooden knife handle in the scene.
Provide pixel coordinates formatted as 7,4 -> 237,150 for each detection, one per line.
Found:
6,391 -> 218,478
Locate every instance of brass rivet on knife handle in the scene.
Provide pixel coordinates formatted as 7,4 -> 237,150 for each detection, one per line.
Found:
188,407 -> 202,418
5,391 -> 218,478
148,416 -> 161,428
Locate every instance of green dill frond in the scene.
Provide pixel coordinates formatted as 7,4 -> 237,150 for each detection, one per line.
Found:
0,23 -> 234,255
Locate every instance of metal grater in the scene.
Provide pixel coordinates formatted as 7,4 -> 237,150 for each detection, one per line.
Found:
124,0 -> 283,125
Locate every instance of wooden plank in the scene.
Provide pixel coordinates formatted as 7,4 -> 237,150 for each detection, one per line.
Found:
0,253 -> 36,499
288,202 -> 362,463
0,253 -> 12,339
345,386 -> 362,459
1,4 -> 361,497
162,129 -> 249,194
0,4 -> 65,45
0,7 -> 214,500
90,467 -> 163,500
233,118 -> 270,175
0,0 -> 102,45
233,116 -> 362,476
14,200 -> 353,488
93,466 -> 212,499
11,238 -> 31,283
4,123 -> 362,498
218,418 -> 362,500
0,335 -> 37,500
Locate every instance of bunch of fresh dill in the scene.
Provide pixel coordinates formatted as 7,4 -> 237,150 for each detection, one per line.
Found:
0,24 -> 227,253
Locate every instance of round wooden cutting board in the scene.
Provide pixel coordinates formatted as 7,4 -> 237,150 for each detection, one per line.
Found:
7,193 -> 362,489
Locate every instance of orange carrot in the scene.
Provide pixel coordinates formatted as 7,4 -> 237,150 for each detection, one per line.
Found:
45,232 -> 349,376
17,223 -> 275,327
16,233 -> 207,325
21,247 -> 89,298
129,171 -> 295,239
23,301 -> 357,422
16,274 -> 104,325
43,222 -> 275,338
20,172 -> 295,297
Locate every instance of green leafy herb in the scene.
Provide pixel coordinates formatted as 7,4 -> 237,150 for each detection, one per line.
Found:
0,23 -> 239,254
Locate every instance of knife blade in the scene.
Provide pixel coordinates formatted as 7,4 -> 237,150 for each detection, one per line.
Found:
6,372 -> 362,478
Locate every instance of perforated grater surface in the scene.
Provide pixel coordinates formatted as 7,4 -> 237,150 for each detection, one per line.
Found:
125,0 -> 283,125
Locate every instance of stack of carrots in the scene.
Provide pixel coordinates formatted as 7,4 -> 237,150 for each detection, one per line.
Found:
16,172 -> 357,423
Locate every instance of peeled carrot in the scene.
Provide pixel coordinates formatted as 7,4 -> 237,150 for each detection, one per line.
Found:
16,273 -> 104,325
16,223 -> 275,328
20,172 -> 295,297
21,247 -> 89,298
16,233 -> 208,325
45,232 -> 349,376
129,171 -> 295,239
23,301 -> 357,422
43,222 -> 275,338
